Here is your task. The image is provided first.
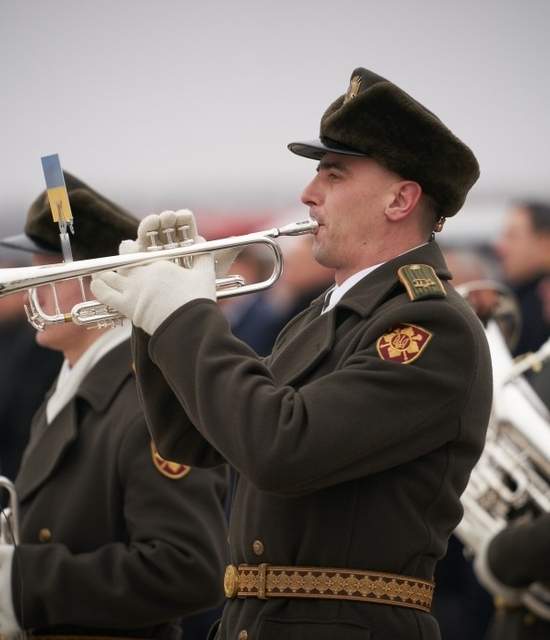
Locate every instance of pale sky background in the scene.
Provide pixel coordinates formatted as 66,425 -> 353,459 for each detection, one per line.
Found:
1,0 -> 549,241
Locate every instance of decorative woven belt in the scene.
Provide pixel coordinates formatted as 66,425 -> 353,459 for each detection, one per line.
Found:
224,563 -> 434,613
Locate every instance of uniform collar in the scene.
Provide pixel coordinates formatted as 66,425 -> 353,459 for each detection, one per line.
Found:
47,324 -> 131,422
313,241 -> 451,319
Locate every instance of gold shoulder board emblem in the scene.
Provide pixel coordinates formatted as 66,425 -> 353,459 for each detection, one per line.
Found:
398,264 -> 446,301
150,441 -> 191,479
377,323 -> 433,364
344,75 -> 362,104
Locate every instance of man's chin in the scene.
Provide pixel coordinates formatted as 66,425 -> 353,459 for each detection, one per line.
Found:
312,246 -> 334,269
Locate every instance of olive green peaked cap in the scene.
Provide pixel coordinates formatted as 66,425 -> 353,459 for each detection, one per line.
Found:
1,172 -> 138,260
288,67 -> 480,218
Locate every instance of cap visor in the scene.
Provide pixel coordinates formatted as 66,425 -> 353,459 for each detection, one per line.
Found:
287,138 -> 367,160
0,233 -> 59,256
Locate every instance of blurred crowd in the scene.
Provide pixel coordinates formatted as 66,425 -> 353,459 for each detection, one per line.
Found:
1,197 -> 549,640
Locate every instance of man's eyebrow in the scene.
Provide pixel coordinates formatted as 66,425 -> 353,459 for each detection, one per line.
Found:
316,159 -> 349,173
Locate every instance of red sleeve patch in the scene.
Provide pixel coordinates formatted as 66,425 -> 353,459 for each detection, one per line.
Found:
376,323 -> 432,364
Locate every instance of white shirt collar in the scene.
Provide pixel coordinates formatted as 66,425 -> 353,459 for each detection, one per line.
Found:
46,323 -> 131,424
322,242 -> 429,314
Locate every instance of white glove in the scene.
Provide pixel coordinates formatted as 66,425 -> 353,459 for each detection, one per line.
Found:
121,209 -> 241,277
473,533 -> 524,606
91,253 -> 216,335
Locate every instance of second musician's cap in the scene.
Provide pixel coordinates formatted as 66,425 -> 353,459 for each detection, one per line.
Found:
288,67 -> 479,218
0,173 -> 138,260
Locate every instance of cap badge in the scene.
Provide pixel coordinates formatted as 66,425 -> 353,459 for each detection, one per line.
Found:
150,441 -> 191,479
344,75 -> 362,104
376,323 -> 432,364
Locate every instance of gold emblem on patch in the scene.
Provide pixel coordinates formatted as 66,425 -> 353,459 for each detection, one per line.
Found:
150,441 -> 191,479
376,324 -> 432,364
344,75 -> 362,103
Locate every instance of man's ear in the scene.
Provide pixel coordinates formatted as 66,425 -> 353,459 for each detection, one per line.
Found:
384,181 -> 423,222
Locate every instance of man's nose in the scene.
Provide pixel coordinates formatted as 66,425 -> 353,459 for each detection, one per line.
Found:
301,176 -> 322,207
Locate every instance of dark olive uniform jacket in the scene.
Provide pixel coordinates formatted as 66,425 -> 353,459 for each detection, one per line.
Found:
133,241 -> 493,640
485,513 -> 550,640
13,340 -> 228,637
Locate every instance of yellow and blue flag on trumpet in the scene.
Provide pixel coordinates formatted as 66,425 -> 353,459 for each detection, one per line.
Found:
41,154 -> 73,225
41,153 -> 74,261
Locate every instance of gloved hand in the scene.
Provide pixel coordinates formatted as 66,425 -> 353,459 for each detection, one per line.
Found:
473,531 -> 525,606
120,208 -> 241,277
91,252 -> 216,335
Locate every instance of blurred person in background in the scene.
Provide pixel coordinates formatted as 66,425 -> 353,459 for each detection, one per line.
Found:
0,252 -> 62,484
429,247 -> 499,640
474,512 -> 550,640
445,245 -> 550,639
496,201 -> 550,357
0,175 -> 228,640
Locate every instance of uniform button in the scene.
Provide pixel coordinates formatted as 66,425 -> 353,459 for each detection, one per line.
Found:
252,539 -> 264,556
38,528 -> 52,543
238,631 -> 248,640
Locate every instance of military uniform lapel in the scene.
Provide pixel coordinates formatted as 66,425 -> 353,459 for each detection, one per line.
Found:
269,298 -> 337,385
15,341 -> 132,503
15,399 -> 78,503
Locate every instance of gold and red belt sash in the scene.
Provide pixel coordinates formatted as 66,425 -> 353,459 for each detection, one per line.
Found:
224,564 -> 434,613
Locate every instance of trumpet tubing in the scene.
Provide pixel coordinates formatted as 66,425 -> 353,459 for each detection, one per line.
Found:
0,219 -> 318,330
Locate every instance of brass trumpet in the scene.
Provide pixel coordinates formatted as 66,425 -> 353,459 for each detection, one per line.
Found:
0,219 -> 318,330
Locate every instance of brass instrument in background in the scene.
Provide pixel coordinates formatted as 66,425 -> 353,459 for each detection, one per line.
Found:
0,475 -> 20,545
0,219 -> 318,331
456,279 -> 550,620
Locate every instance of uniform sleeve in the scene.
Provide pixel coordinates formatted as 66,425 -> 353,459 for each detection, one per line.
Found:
12,416 -> 229,629
132,326 -> 226,467
488,513 -> 550,587
146,297 -> 489,496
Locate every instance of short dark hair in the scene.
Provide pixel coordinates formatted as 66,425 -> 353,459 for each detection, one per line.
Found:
515,200 -> 550,233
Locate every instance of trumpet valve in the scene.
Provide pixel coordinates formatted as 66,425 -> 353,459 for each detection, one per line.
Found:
176,224 -> 194,268
146,230 -> 161,251
162,226 -> 178,248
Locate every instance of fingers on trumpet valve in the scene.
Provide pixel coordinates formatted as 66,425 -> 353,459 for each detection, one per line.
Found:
136,209 -> 199,268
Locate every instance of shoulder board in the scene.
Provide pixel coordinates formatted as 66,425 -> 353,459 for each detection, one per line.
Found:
397,264 -> 446,301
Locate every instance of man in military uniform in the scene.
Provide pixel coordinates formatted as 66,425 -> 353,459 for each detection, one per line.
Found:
474,513 -> 550,639
92,68 -> 492,639
0,175 -> 228,639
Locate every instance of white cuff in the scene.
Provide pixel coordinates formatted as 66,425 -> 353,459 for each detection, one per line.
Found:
0,545 -> 21,635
